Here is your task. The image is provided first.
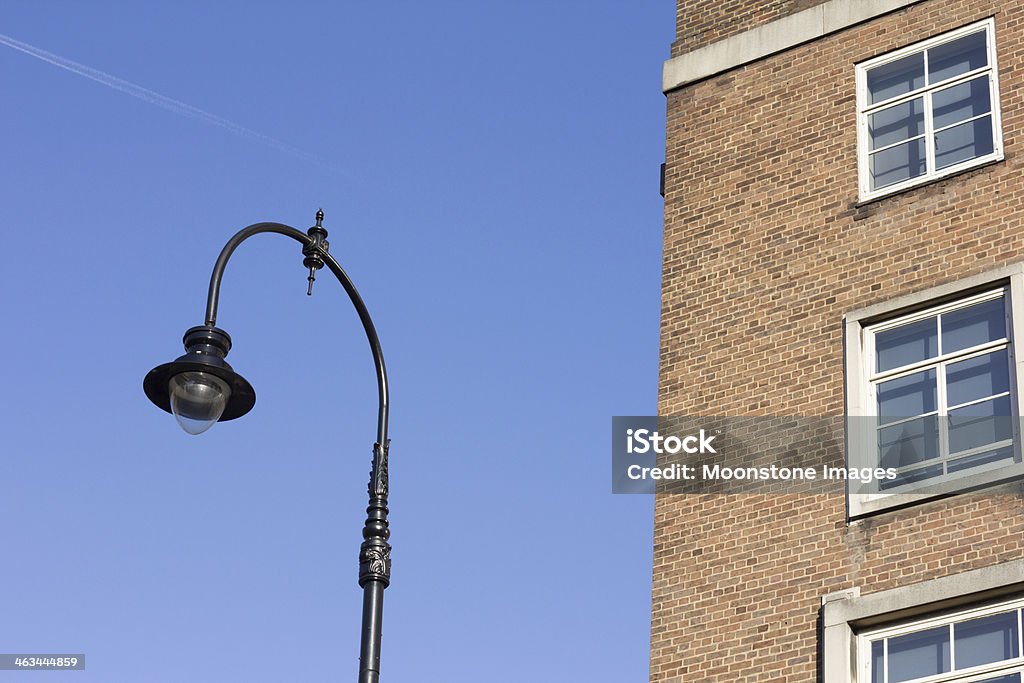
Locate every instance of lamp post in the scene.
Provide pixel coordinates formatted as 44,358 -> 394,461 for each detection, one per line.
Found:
143,210 -> 391,683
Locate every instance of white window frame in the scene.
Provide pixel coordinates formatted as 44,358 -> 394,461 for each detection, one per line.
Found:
844,264 -> 1024,519
858,597 -> 1024,683
856,18 -> 1004,202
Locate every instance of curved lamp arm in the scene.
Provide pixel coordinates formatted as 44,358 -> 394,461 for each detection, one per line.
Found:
203,220 -> 389,444
201,217 -> 392,683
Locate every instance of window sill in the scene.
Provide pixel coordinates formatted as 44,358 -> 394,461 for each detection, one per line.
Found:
848,462 -> 1024,519
854,156 -> 1005,210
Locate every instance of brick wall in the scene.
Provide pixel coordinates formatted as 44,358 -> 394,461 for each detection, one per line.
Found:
655,0 -> 1024,680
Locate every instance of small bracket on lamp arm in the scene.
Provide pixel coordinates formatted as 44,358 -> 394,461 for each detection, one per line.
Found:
302,208 -> 330,295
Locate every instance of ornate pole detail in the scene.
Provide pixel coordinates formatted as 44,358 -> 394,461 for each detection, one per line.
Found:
371,439 -> 389,498
360,440 -> 391,587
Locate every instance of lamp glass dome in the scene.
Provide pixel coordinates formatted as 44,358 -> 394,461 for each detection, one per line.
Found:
169,371 -> 232,435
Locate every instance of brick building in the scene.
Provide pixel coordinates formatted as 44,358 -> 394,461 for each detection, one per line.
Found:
655,1 -> 1024,681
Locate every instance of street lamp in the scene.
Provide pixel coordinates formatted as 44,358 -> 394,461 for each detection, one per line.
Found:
143,210 -> 392,683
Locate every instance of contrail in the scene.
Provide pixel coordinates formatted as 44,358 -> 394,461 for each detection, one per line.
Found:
0,32 -> 329,166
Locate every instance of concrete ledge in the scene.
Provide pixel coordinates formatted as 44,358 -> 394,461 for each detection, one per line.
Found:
662,0 -> 928,93
821,560 -> 1024,681
843,262 -> 1024,324
824,559 -> 1024,628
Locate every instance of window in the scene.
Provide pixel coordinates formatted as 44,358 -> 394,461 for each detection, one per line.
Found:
844,265 -> 1024,518
859,598 -> 1024,683
856,19 -> 1003,200
866,289 -> 1014,489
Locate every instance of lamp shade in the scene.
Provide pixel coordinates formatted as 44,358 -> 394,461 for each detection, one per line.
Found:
143,325 -> 256,431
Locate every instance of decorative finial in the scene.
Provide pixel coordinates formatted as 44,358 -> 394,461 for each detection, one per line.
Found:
316,208 -> 324,227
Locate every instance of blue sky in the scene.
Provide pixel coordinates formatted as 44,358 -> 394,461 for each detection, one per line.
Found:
0,3 -> 671,681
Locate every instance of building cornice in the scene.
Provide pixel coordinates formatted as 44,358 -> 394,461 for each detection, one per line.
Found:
663,0 -> 927,93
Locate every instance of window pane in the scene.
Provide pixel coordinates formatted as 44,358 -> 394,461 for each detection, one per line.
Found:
869,52 -> 925,104
872,640 -> 884,683
935,115 -> 995,170
948,396 -> 1012,455
871,99 -> 925,150
877,369 -> 937,422
888,625 -> 951,682
928,30 -> 989,84
876,318 -> 938,372
871,138 -> 927,189
954,611 -> 1019,669
948,445 -> 1015,473
942,297 -> 1006,353
933,76 -> 991,130
878,415 -> 939,470
946,349 -> 1010,407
